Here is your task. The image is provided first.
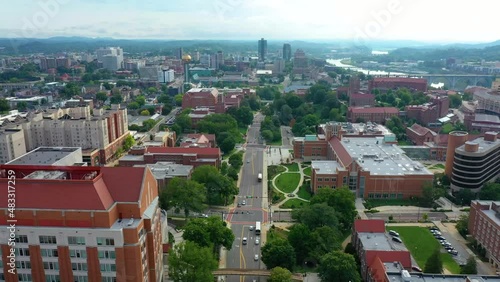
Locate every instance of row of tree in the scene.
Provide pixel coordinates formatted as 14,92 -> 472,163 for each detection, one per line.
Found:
160,165 -> 238,212
261,187 -> 361,281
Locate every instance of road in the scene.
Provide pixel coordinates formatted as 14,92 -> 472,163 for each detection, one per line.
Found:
280,126 -> 293,149
365,212 -> 447,222
226,113 -> 268,282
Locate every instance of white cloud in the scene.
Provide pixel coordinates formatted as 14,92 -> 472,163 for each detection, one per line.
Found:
0,0 -> 498,42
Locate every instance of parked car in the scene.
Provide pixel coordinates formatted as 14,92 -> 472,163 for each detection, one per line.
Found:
389,230 -> 400,237
412,266 -> 423,272
448,249 -> 458,256
429,226 -> 439,231
254,254 -> 259,261
436,236 -> 446,241
237,203 -> 241,207
392,237 -> 403,243
445,245 -> 454,250
255,238 -> 260,245
242,200 -> 246,205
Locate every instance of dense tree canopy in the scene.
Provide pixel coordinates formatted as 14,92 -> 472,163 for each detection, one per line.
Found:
160,177 -> 206,218
424,249 -> 443,274
292,203 -> 340,230
261,238 -> 296,271
191,165 -> 238,205
269,267 -> 293,282
168,241 -> 218,282
318,251 -> 361,282
182,217 -> 235,255
310,187 -> 357,232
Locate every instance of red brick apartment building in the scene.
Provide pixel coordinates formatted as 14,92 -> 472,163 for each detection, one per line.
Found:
181,88 -> 249,114
0,165 -> 163,282
352,220 -> 412,282
349,93 -> 375,107
348,107 -> 400,123
294,122 -> 433,199
368,77 -> 428,93
405,95 -> 449,126
469,201 -> 500,269
119,146 -> 221,168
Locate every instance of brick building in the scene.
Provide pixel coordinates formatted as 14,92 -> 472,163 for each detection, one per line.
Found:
369,77 -> 427,93
406,124 -> 438,145
119,146 -> 221,168
180,133 -> 217,148
349,93 -> 375,107
348,107 -> 400,123
469,201 -> 500,269
405,96 -> 449,126
0,165 -> 163,281
182,88 -> 219,112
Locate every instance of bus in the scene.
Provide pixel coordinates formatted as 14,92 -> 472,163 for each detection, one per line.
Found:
258,173 -> 262,182
255,221 -> 261,235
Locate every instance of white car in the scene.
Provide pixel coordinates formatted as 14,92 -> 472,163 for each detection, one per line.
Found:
255,238 -> 260,245
254,254 -> 259,261
249,226 -> 254,231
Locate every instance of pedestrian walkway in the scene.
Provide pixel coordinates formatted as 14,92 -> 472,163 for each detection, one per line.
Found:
268,161 -> 311,211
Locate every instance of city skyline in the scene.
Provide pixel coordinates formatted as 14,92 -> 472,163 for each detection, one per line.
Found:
1,0 -> 499,43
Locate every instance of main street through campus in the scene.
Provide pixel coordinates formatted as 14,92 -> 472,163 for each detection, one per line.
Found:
225,113 -> 268,282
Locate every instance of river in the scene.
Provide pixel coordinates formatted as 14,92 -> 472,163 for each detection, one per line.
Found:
326,58 -> 444,88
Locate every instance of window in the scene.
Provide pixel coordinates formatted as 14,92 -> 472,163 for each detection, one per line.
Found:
74,276 -> 88,282
390,193 -> 396,199
97,238 -> 115,246
317,178 -> 323,182
16,261 -> 31,269
18,274 -> 32,281
70,249 -> 87,259
41,249 -> 58,257
102,277 -> 117,282
72,262 -> 88,271
98,250 -> 116,259
16,248 -> 30,256
15,235 -> 28,243
68,236 -> 86,245
39,235 -> 57,244
100,263 -> 116,272
43,261 -> 59,270
45,274 -> 60,282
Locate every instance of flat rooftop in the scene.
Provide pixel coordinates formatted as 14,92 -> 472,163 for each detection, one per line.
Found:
311,161 -> 345,175
456,135 -> 500,155
341,137 -> 432,176
358,232 -> 394,251
134,162 -> 193,179
7,147 -> 82,165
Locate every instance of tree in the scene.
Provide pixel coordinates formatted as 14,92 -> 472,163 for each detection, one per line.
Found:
191,165 -> 238,205
456,213 -> 469,238
96,92 -> 108,103
479,182 -> 500,201
292,203 -> 339,231
287,224 -> 313,265
135,95 -> 146,107
261,238 -> 296,271
174,94 -> 183,106
122,134 -> 135,151
228,153 -> 243,169
110,94 -> 123,104
160,177 -> 206,218
182,217 -> 235,255
310,187 -> 356,232
140,109 -> 150,116
455,189 -> 476,206
168,241 -> 218,282
318,251 -> 361,282
309,226 -> 342,263
175,115 -> 192,132
0,99 -> 10,112
16,101 -> 28,111
461,256 -> 477,274
128,102 -> 140,110
227,166 -> 239,181
269,267 -> 292,282
424,248 -> 443,274
220,136 -> 236,154
421,182 -> 444,207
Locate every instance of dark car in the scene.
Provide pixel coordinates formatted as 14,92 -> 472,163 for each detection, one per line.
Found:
392,237 -> 403,243
445,245 -> 454,250
412,266 -> 423,272
389,230 -> 400,237
448,249 -> 458,256
437,236 -> 446,241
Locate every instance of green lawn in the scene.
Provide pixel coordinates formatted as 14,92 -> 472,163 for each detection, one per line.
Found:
428,164 -> 445,169
268,165 -> 286,180
271,188 -> 286,204
222,149 -> 236,160
275,173 -> 301,193
297,183 -> 312,200
239,126 -> 248,136
280,199 -> 309,209
284,163 -> 299,172
268,137 -> 283,146
267,226 -> 289,242
388,226 -> 461,274
303,167 -> 311,177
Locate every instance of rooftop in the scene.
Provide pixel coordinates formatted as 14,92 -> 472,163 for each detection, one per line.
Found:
341,137 -> 432,176
349,107 -> 400,114
134,162 -> 193,179
455,134 -> 499,155
358,232 -> 393,251
7,147 -> 82,166
311,161 -> 344,175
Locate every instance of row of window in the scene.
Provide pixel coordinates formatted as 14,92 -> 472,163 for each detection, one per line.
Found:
14,235 -> 115,246
368,193 -> 404,199
317,177 -> 338,182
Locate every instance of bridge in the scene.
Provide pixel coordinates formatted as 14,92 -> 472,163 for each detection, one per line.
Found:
370,73 -> 495,90
213,268 -> 304,281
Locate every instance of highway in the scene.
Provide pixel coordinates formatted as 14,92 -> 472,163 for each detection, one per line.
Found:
226,113 -> 267,282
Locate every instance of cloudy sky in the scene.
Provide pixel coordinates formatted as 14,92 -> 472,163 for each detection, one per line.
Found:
1,0 -> 498,43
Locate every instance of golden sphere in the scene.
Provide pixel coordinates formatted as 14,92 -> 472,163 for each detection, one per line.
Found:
182,54 -> 192,62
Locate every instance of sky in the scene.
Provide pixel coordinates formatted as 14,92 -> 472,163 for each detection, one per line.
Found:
1,0 -> 499,43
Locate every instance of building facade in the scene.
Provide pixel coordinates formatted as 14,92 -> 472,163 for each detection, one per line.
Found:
258,38 -> 267,61
450,132 -> 500,192
0,129 -> 27,164
348,107 -> 400,123
119,146 -> 221,168
469,200 -> 500,270
368,77 -> 427,93
282,44 -> 291,61
0,165 -> 164,282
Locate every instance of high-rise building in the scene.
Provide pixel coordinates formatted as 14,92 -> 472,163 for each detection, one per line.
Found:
258,38 -> 267,62
0,165 -> 164,281
273,58 -> 285,74
283,43 -> 292,61
158,69 -> 175,84
176,48 -> 183,60
96,47 -> 123,71
216,51 -> 224,69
